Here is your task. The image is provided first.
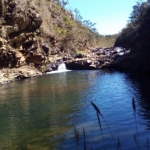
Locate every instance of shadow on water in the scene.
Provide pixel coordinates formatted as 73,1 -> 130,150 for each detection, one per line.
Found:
1,70 -> 150,149
126,73 -> 150,130
58,71 -> 150,150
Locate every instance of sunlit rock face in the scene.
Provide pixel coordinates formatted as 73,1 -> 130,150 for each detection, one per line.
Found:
65,47 -> 130,70
0,0 -> 45,68
0,0 -> 120,84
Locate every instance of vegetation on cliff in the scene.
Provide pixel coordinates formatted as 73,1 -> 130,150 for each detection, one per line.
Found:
0,0 -> 116,72
114,0 -> 150,73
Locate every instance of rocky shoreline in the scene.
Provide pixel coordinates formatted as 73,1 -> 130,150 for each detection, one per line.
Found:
0,65 -> 42,85
0,46 -> 130,85
65,47 -> 130,70
0,0 -> 121,85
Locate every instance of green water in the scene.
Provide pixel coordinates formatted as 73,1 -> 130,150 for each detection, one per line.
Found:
0,71 -> 91,149
0,70 -> 150,150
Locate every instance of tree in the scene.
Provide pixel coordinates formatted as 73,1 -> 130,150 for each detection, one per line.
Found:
61,0 -> 69,8
82,20 -> 97,33
74,8 -> 83,22
129,1 -> 149,24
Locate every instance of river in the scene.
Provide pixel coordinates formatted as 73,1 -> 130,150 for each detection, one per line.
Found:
0,70 -> 150,150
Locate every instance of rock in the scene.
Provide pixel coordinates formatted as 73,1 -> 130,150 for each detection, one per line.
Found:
41,44 -> 49,55
0,66 -> 43,84
26,54 -> 45,65
87,60 -> 91,64
118,52 -> 124,56
66,47 -> 129,70
75,53 -> 84,58
115,47 -> 124,53
14,50 -> 26,67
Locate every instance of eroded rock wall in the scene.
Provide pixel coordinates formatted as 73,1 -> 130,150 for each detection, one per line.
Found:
0,0 -> 71,70
0,0 -> 46,68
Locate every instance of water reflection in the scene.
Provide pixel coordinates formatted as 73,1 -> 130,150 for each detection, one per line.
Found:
0,72 -> 93,149
126,74 -> 150,130
58,71 -> 150,150
0,71 -> 150,149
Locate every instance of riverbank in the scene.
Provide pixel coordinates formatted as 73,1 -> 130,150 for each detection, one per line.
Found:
0,46 -> 130,85
65,47 -> 130,70
0,70 -> 149,150
0,65 -> 42,85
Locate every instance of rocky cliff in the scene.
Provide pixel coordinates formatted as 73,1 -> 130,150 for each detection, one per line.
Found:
0,0 -> 104,68
0,0 -> 117,84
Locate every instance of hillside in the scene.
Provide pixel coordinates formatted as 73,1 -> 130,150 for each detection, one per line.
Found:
0,0 -> 117,83
114,0 -> 150,73
0,0 -> 117,67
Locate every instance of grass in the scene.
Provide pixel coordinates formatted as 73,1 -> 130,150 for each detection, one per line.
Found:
132,97 -> 140,150
54,25 -> 67,37
72,98 -> 150,150
91,101 -> 118,150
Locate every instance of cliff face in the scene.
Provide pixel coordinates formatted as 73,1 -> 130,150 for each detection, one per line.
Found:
0,0 -> 43,67
0,0 -> 106,71
0,0 -> 118,83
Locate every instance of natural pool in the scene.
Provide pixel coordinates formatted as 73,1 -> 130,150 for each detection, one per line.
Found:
0,70 -> 150,150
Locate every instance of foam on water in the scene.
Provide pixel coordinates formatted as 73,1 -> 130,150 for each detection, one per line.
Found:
46,63 -> 71,74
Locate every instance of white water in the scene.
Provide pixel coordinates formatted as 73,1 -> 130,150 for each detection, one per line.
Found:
46,63 -> 71,74
58,63 -> 67,70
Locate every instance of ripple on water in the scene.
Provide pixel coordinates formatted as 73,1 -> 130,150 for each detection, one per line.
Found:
0,70 -> 150,149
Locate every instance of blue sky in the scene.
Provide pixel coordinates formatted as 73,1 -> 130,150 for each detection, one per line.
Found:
66,0 -> 146,35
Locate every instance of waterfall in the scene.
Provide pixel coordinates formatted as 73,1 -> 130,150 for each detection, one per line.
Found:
46,63 -> 70,74
58,63 -> 67,71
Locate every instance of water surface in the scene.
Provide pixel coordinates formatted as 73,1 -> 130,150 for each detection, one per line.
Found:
0,70 -> 150,150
